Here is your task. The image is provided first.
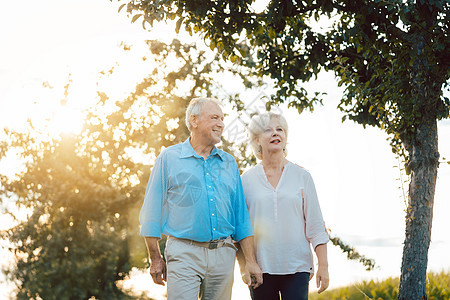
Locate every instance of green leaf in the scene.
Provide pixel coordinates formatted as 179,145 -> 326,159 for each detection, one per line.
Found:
131,14 -> 143,23
175,17 -> 183,34
118,3 -> 126,13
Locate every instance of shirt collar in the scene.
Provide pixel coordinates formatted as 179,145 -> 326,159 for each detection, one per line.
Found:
180,138 -> 224,161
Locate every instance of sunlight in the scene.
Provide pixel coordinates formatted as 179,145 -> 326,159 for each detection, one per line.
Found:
2,78 -> 90,138
46,105 -> 85,136
20,99 -> 87,139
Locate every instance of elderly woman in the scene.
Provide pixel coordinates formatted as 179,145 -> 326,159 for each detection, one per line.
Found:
238,112 -> 329,300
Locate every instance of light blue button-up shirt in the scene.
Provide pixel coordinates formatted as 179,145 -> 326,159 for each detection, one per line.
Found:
139,138 -> 254,242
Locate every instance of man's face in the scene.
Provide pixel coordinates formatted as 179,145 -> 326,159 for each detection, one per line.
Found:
194,102 -> 224,145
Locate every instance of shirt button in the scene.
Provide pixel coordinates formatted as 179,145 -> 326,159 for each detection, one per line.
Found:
206,173 -> 209,175
210,199 -> 213,201
212,213 -> 215,216
213,228 -> 216,231
208,185 -> 211,188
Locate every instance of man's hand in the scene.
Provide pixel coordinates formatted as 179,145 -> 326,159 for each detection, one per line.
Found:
245,261 -> 263,289
316,265 -> 329,294
241,271 -> 251,285
238,237 -> 264,288
150,255 -> 167,286
144,237 -> 167,286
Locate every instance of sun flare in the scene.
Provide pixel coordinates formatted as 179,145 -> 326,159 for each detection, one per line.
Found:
4,77 -> 97,138
19,97 -> 88,139
45,104 -> 85,136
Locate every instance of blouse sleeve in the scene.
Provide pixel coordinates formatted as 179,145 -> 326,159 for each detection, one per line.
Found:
303,172 -> 329,249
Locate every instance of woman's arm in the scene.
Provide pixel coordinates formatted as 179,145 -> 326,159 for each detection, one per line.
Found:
315,243 -> 329,293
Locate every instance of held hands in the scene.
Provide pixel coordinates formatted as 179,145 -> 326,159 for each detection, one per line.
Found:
316,265 -> 329,294
149,256 -> 167,286
244,261 -> 263,289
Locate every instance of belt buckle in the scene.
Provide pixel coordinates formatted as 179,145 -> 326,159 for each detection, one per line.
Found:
208,241 -> 218,249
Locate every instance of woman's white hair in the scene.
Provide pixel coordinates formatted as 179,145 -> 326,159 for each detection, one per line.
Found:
248,112 -> 289,160
185,97 -> 223,131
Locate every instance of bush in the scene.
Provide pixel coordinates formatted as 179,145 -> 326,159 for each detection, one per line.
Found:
309,271 -> 450,300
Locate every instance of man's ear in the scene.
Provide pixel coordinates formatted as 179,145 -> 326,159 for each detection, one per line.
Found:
190,114 -> 197,129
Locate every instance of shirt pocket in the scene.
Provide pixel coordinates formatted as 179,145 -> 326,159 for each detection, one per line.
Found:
167,170 -> 204,207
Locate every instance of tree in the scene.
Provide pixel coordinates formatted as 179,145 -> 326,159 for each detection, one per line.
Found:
0,39 -> 260,299
122,1 -> 450,299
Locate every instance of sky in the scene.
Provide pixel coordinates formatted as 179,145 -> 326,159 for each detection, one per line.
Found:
0,0 -> 449,299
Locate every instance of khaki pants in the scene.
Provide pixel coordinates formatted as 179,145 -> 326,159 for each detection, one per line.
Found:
165,237 -> 237,300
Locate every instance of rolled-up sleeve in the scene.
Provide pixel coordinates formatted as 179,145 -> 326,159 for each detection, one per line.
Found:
304,173 -> 329,249
139,154 -> 166,237
233,164 -> 254,242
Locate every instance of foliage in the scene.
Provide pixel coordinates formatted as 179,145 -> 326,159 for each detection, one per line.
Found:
120,0 -> 449,159
329,235 -> 375,271
1,125 -> 137,299
427,270 -> 450,300
309,271 -> 450,300
0,39 -> 259,299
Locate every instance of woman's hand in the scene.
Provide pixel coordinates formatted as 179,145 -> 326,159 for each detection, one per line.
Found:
245,261 -> 263,288
314,243 -> 329,293
316,265 -> 329,294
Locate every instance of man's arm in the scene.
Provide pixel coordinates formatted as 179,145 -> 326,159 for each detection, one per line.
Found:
235,242 -> 249,285
315,243 -> 329,294
144,236 -> 166,286
238,236 -> 263,288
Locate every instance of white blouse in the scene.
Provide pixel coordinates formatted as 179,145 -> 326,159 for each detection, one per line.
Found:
241,162 -> 329,275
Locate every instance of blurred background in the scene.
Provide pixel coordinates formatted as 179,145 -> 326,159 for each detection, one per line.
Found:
1,0 -> 449,299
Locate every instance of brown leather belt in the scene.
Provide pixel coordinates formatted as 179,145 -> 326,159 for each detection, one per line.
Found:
170,236 -> 237,250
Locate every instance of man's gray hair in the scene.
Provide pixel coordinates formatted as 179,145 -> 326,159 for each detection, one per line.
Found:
248,112 -> 289,160
185,97 -> 223,131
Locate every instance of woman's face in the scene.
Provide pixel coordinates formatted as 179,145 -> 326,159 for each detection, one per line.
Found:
257,117 -> 287,154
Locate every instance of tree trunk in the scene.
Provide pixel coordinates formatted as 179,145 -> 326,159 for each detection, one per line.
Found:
398,27 -> 440,299
398,116 -> 439,299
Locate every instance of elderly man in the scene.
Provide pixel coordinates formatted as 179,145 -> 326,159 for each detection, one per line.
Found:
139,97 -> 263,300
